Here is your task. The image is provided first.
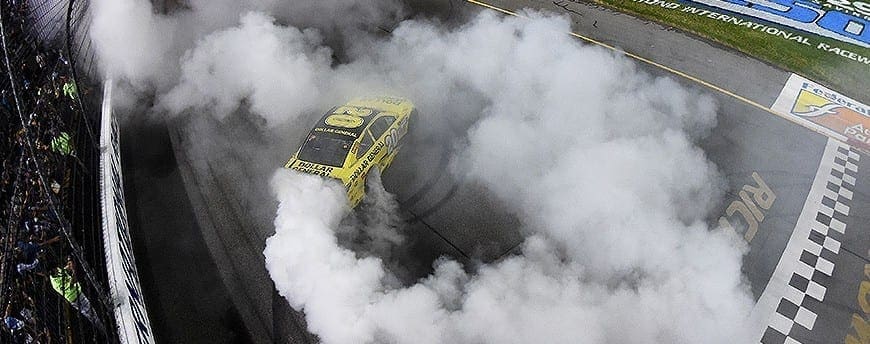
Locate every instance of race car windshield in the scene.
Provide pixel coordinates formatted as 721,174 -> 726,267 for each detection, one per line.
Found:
297,132 -> 353,167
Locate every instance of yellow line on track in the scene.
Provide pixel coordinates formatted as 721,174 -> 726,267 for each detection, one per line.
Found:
464,0 -> 842,141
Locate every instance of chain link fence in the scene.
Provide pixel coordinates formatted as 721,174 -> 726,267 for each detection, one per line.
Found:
1,0 -> 115,342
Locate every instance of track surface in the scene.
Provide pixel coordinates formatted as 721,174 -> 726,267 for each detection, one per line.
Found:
121,0 -> 869,343
121,121 -> 253,343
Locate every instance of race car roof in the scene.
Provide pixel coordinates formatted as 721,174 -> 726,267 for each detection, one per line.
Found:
306,97 -> 413,141
310,106 -> 383,140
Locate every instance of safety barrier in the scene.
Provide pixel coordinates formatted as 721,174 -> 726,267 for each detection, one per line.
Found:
99,78 -> 155,344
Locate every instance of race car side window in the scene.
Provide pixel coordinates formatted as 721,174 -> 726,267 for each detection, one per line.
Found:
369,116 -> 395,140
357,131 -> 374,159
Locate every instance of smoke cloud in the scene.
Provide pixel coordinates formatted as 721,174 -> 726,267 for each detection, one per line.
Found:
90,0 -> 403,111
262,12 -> 752,344
92,1 -> 755,343
160,13 -> 332,124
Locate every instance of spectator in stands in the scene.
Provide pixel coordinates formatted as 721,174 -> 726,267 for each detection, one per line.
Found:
23,216 -> 45,237
1,90 -> 10,111
15,236 -> 59,275
13,289 -> 49,343
50,131 -> 73,157
2,0 -> 106,340
62,78 -> 77,100
15,294 -> 35,328
14,247 -> 39,276
3,304 -> 24,332
50,257 -> 104,331
50,180 -> 60,195
3,303 -> 33,344
35,53 -> 44,69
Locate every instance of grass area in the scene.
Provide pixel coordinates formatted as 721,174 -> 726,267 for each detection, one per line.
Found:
591,0 -> 869,98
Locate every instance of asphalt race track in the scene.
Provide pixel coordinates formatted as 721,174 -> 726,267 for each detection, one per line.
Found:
120,1 -> 869,343
121,120 -> 254,343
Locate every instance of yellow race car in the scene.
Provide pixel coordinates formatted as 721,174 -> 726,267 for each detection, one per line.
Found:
285,97 -> 414,208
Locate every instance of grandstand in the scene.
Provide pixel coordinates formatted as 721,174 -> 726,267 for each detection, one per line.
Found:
0,0 -> 117,343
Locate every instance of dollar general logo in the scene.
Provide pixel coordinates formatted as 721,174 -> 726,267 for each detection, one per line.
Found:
791,88 -> 870,150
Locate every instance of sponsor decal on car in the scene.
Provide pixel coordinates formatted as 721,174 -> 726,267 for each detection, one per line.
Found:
383,117 -> 409,155
314,126 -> 359,138
772,73 -> 870,152
325,114 -> 365,129
350,141 -> 385,182
292,161 -> 335,176
333,105 -> 373,117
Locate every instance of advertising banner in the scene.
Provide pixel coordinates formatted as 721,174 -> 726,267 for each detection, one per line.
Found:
772,73 -> 870,152
686,0 -> 869,48
608,0 -> 869,64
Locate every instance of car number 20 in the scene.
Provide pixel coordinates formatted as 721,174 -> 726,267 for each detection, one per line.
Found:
385,128 -> 399,154
384,118 -> 409,154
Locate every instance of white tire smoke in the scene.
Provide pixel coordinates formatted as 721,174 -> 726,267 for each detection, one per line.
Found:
264,13 -> 754,344
91,0 -> 755,342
